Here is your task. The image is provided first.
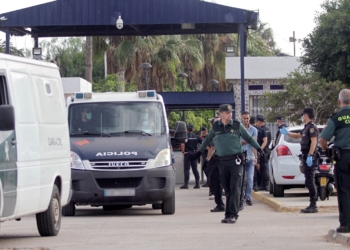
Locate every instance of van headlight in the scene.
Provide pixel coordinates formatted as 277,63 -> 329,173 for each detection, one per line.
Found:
70,151 -> 85,170
154,149 -> 171,168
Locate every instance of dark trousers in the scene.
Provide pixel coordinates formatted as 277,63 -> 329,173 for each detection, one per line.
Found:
302,160 -> 317,201
218,159 -> 242,219
254,156 -> 269,186
335,154 -> 350,226
184,154 -> 200,182
202,158 -> 209,181
208,158 -> 224,207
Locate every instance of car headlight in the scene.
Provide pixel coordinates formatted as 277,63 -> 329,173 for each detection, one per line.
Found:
154,148 -> 172,168
70,151 -> 85,170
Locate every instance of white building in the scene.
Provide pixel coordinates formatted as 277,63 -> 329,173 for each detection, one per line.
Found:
225,56 -> 301,137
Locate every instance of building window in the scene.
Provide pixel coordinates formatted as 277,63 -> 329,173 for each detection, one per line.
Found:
248,85 -> 263,90
270,85 -> 284,90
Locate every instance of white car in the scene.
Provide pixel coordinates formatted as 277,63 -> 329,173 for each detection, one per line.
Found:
269,125 -> 325,197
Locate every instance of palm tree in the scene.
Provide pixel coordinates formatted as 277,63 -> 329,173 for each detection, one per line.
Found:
85,36 -> 93,83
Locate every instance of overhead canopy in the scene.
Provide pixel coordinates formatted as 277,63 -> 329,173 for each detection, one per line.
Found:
159,91 -> 234,110
0,0 -> 258,113
0,0 -> 258,37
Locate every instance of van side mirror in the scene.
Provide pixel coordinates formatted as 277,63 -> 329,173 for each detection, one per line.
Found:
171,121 -> 188,144
0,105 -> 15,131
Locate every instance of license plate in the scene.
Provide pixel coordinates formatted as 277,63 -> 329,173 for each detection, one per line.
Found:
104,189 -> 135,197
320,177 -> 327,187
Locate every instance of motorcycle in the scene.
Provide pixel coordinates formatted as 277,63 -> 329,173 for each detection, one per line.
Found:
315,148 -> 335,201
298,147 -> 335,201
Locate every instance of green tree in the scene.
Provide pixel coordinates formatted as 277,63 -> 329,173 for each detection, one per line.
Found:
0,40 -> 25,57
301,0 -> 350,84
264,69 -> 346,124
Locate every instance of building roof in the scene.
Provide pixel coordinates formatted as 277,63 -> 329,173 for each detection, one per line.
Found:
225,57 -> 302,80
158,91 -> 234,110
0,0 -> 258,37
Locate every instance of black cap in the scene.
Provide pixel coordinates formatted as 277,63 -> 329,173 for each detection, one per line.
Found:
256,115 -> 265,122
301,108 -> 314,117
187,124 -> 193,130
219,104 -> 233,112
201,126 -> 207,131
250,116 -> 256,124
276,116 -> 284,121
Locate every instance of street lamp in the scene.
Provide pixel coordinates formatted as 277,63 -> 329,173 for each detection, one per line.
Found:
210,79 -> 219,91
140,62 -> 152,90
210,79 -> 219,116
178,73 -> 188,121
178,73 -> 188,92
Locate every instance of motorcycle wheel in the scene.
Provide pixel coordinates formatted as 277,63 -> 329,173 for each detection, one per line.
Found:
319,187 -> 327,201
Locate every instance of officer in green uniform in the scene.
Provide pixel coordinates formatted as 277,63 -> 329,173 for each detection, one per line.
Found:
320,89 -> 350,233
190,104 -> 264,224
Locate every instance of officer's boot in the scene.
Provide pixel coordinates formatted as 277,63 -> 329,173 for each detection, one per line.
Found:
253,182 -> 259,192
265,181 -> 270,192
180,182 -> 189,189
301,199 -> 318,213
193,181 -> 200,189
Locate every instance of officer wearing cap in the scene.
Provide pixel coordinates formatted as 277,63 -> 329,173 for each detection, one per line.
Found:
256,115 -> 271,191
280,107 -> 319,213
275,116 -> 287,140
180,124 -> 202,189
200,126 -> 210,187
320,89 -> 350,233
190,104 -> 265,224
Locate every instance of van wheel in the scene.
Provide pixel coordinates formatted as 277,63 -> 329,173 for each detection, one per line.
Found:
62,202 -> 75,216
273,179 -> 284,197
152,204 -> 162,209
161,190 -> 175,215
36,184 -> 61,236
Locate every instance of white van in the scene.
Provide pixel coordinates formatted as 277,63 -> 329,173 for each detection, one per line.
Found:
0,54 -> 71,236
64,91 -> 184,215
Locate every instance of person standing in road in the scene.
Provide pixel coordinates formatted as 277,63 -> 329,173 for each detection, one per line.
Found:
256,115 -> 271,191
275,116 -> 287,140
279,108 -> 319,213
200,126 -> 210,187
189,104 -> 265,224
180,124 -> 202,189
320,89 -> 350,233
241,111 -> 258,206
250,116 -> 267,192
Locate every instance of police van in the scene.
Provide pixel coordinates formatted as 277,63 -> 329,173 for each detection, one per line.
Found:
64,90 -> 180,215
0,54 -> 71,236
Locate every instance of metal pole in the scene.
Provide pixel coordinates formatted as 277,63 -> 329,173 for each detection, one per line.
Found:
5,28 -> 10,55
293,31 -> 296,57
240,24 -> 245,113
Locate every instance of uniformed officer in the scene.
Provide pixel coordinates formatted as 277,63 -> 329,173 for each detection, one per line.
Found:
200,126 -> 210,187
275,116 -> 287,140
280,108 -> 319,213
256,115 -> 271,191
180,124 -> 202,189
320,89 -> 350,233
190,104 -> 264,224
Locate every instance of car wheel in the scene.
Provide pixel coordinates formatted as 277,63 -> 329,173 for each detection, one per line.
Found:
269,181 -> 273,194
62,202 -> 75,217
273,179 -> 284,197
161,190 -> 175,215
36,184 -> 61,236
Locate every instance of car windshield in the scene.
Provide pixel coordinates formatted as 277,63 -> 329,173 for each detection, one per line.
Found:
68,102 -> 166,137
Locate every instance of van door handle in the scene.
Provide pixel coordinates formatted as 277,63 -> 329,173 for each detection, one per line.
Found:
11,140 -> 17,146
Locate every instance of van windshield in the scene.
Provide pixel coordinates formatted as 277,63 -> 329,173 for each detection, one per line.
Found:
68,102 -> 166,137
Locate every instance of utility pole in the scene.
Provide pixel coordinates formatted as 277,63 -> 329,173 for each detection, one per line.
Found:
289,31 -> 296,56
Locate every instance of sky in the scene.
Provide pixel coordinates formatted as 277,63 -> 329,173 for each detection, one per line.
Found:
0,0 -> 325,56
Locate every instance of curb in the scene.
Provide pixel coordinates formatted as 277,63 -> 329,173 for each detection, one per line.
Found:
252,191 -> 338,212
252,191 -> 303,212
328,229 -> 350,245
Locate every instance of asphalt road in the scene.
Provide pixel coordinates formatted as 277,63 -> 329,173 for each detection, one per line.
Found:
0,185 -> 348,250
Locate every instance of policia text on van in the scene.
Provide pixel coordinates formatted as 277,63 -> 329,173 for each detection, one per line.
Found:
64,90 -> 185,215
